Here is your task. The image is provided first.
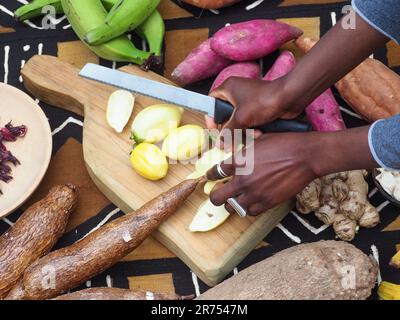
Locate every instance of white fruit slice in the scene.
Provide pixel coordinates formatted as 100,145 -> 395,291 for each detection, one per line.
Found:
195,147 -> 231,175
189,199 -> 230,232
106,90 -> 135,133
204,181 -> 218,195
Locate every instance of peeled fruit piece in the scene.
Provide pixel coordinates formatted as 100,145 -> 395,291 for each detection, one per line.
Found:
130,143 -> 168,181
162,125 -> 207,161
189,199 -> 230,232
195,147 -> 231,175
106,90 -> 135,133
204,181 -> 218,195
131,104 -> 184,144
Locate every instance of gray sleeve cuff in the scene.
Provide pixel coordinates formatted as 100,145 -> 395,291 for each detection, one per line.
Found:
352,0 -> 400,44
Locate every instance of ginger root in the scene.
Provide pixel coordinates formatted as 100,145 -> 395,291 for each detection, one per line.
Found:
296,170 -> 380,241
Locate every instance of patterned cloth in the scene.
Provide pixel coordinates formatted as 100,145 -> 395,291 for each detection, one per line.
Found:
0,0 -> 399,299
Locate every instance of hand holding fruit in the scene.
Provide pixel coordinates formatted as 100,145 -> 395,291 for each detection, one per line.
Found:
207,132 -> 319,216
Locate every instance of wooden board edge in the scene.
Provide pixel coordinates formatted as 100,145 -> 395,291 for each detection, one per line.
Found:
154,200 -> 294,287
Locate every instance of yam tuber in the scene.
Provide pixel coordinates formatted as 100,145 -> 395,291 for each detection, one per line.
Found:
0,185 -> 77,299
5,179 -> 199,300
198,241 -> 378,300
53,288 -> 192,300
295,37 -> 400,122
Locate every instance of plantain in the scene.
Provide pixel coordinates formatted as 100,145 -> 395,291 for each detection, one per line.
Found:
15,0 -> 164,69
84,0 -> 160,46
61,0 -> 152,66
135,10 -> 165,67
14,0 -> 63,21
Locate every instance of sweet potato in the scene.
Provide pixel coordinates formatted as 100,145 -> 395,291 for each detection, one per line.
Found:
0,185 -> 77,299
53,288 -> 192,300
211,20 -> 303,61
306,89 -> 346,132
210,61 -> 260,91
197,241 -> 378,300
5,179 -> 199,300
171,38 -> 232,86
263,49 -> 345,132
263,50 -> 296,81
181,0 -> 242,9
296,37 -> 400,122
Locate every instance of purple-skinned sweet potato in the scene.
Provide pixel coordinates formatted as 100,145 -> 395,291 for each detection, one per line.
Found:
210,61 -> 260,91
262,50 -> 345,132
171,38 -> 232,86
263,50 -> 296,81
211,20 -> 303,61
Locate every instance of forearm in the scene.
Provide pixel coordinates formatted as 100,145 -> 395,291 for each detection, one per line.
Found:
283,13 -> 388,111
307,126 -> 378,177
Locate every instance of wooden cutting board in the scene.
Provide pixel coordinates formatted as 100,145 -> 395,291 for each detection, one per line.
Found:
22,55 -> 293,286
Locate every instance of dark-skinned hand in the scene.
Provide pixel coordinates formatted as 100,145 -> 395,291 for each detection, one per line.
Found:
207,132 -> 318,216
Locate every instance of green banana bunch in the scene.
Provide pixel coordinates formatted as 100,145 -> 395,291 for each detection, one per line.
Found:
14,0 -> 165,67
61,0 -> 152,66
14,0 -> 63,21
85,0 -> 160,46
135,10 -> 165,60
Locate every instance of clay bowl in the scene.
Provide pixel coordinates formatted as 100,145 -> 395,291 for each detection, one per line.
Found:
0,83 -> 52,218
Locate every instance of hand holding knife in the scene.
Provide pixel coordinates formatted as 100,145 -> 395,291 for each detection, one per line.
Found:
79,63 -> 311,134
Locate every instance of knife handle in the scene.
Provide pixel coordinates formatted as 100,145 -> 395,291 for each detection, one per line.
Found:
214,99 -> 311,133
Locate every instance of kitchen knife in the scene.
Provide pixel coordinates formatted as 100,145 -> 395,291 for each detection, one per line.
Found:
79,63 -> 311,133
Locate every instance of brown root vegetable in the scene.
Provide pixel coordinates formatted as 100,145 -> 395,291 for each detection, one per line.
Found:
197,241 -> 377,300
295,179 -> 321,214
6,179 -> 199,300
0,185 -> 77,299
181,0 -> 242,9
315,205 -> 337,225
333,214 -> 357,242
339,171 -> 369,221
358,204 -> 380,228
296,37 -> 400,122
52,288 -> 193,300
332,179 -> 349,202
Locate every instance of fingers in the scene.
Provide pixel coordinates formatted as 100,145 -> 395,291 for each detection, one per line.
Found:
206,157 -> 236,181
204,115 -> 218,130
209,179 -> 240,207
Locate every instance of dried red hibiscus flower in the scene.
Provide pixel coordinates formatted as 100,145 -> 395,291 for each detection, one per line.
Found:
0,122 -> 27,194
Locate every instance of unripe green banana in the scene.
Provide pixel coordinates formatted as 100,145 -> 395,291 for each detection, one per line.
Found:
14,0 -> 63,21
136,10 -> 165,66
61,0 -> 151,66
85,0 -> 160,46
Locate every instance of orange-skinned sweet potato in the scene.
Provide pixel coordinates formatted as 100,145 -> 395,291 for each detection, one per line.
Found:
295,37 -> 400,122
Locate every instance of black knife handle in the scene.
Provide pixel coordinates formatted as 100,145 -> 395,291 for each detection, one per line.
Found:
214,98 -> 311,133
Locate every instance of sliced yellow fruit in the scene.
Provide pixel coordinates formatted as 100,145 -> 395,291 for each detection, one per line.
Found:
131,104 -> 183,144
162,125 -> 207,161
189,198 -> 230,232
130,143 -> 168,181
106,90 -> 135,133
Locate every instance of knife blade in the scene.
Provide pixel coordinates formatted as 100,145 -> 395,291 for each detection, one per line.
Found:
79,63 -> 311,133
